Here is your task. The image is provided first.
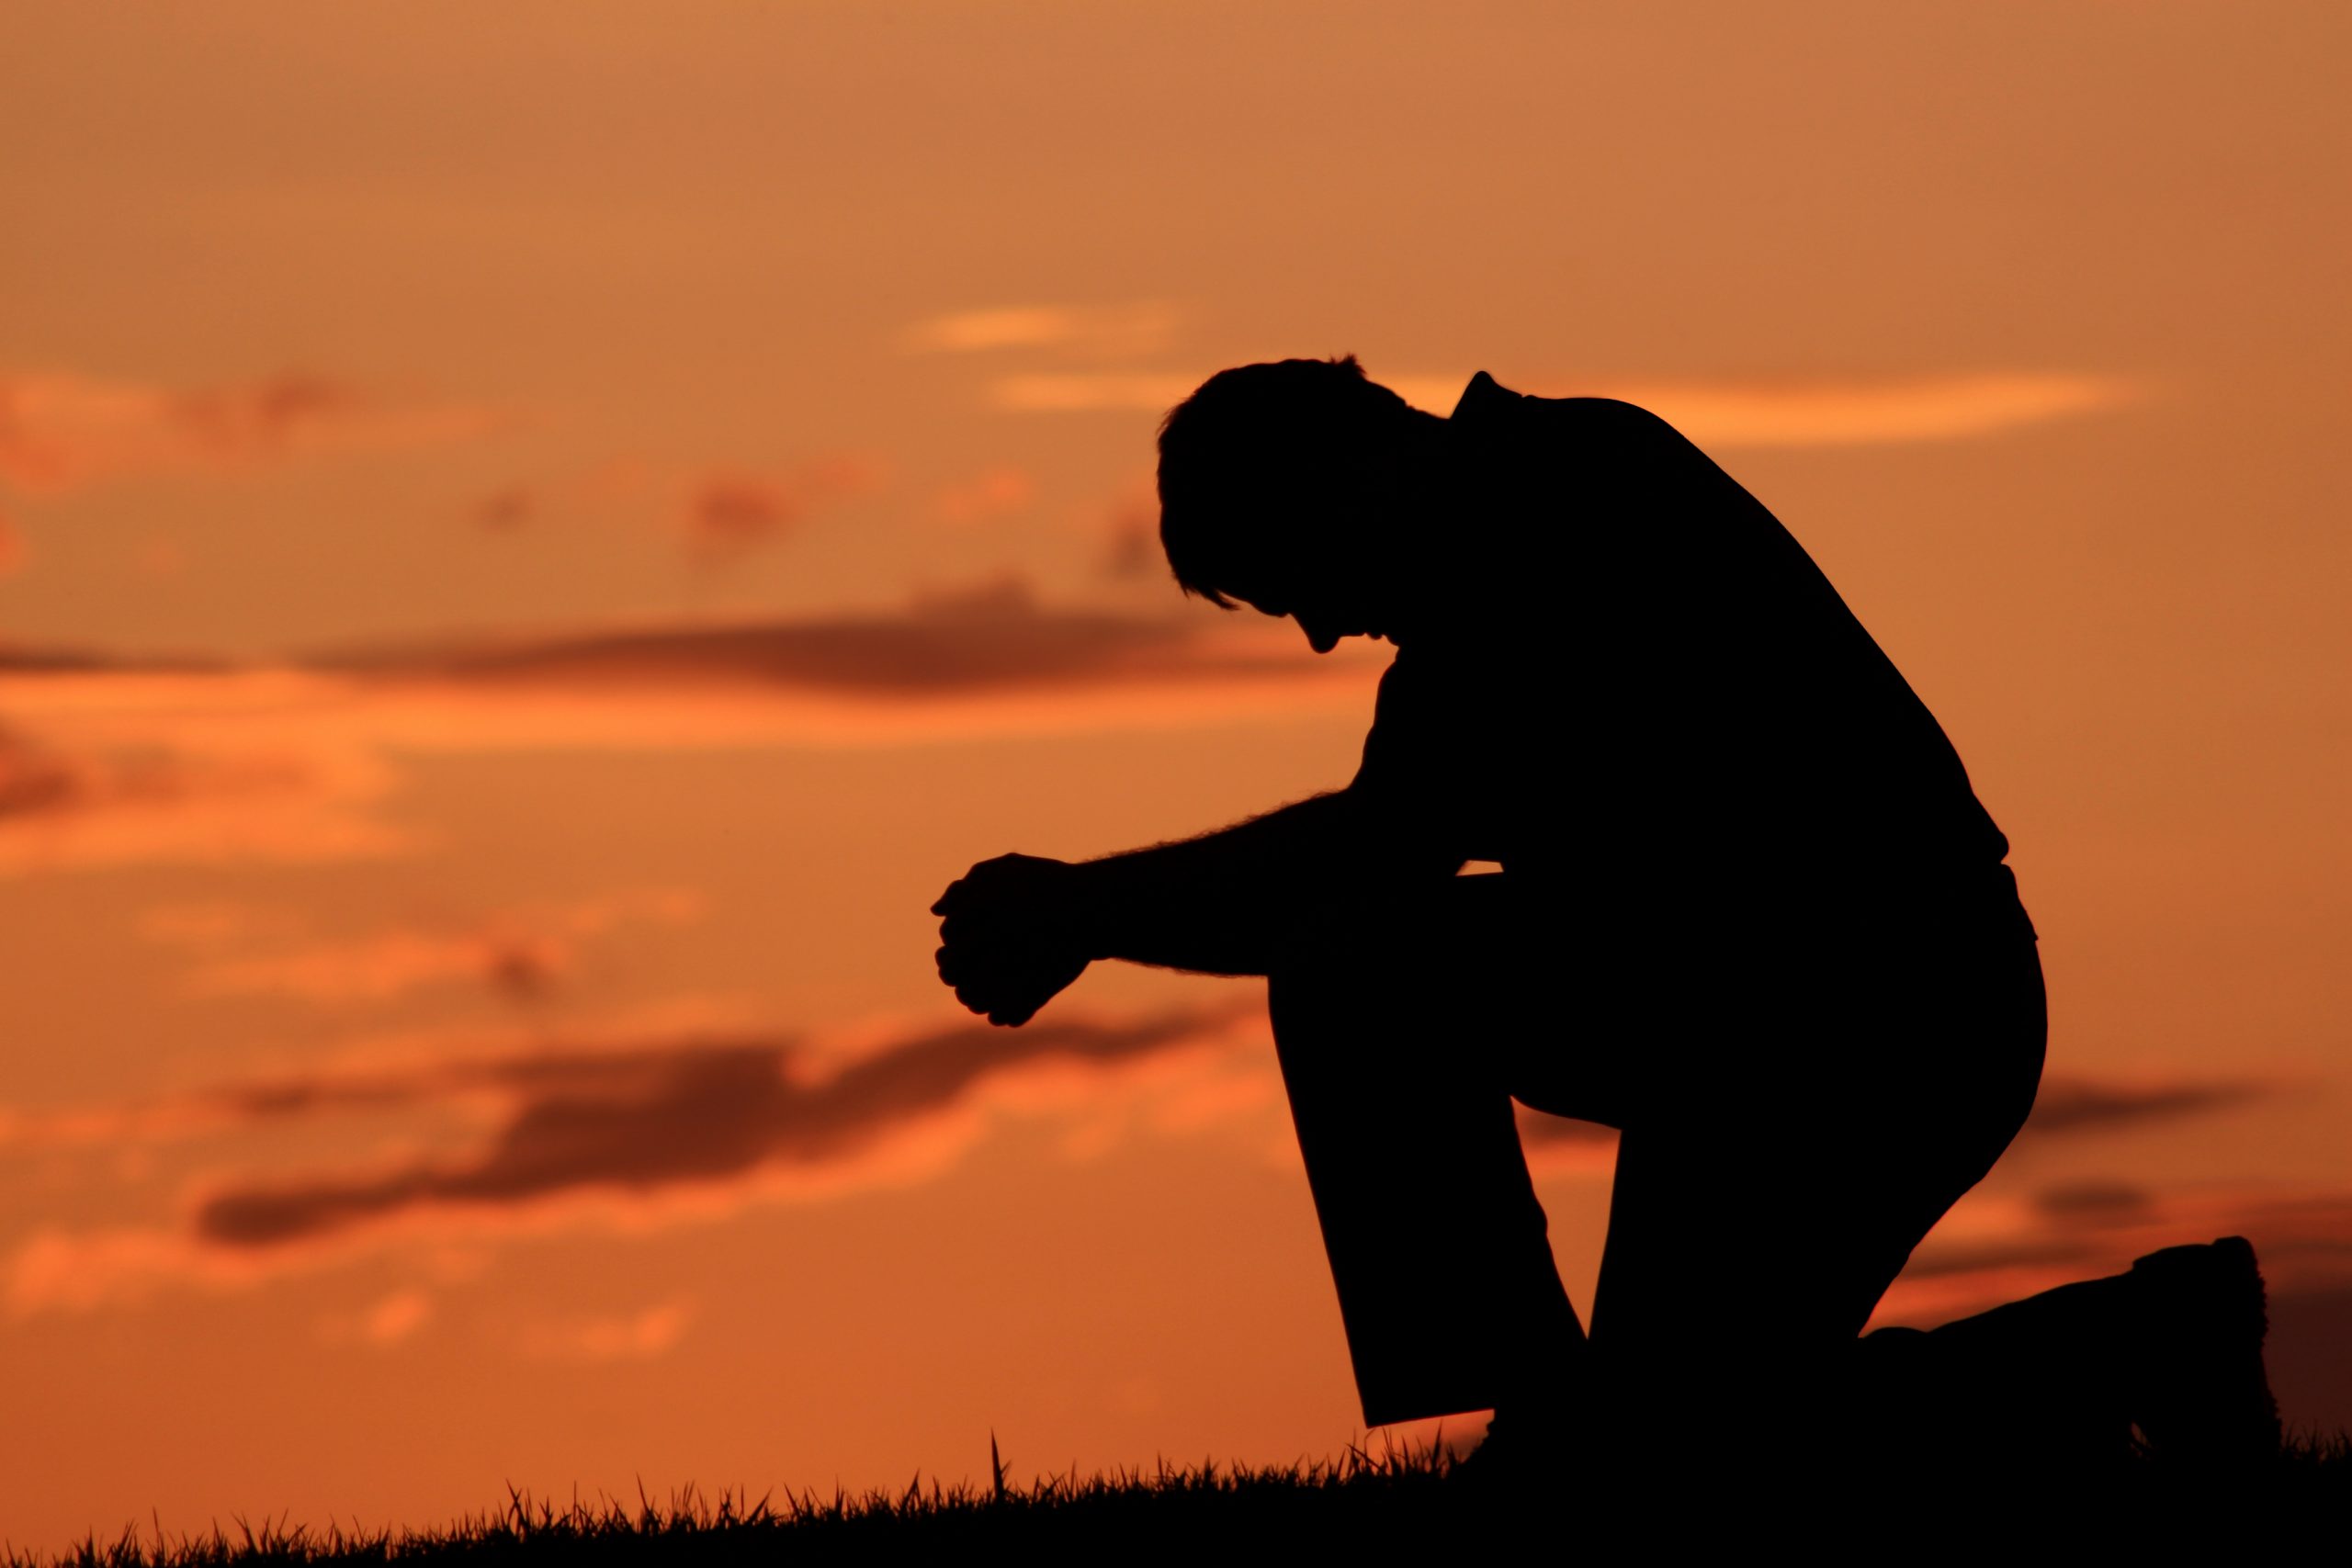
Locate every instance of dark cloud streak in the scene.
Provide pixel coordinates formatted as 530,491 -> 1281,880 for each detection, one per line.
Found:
314,578 -> 1304,697
2024,1075 -> 2272,1135
193,1008 -> 1236,1248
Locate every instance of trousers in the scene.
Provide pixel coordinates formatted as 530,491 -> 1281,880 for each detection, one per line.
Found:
1267,863 -> 2047,1428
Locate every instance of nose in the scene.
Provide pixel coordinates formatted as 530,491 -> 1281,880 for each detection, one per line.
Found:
1297,615 -> 1342,655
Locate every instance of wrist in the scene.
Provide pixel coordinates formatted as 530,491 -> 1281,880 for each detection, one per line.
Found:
1062,858 -> 1122,962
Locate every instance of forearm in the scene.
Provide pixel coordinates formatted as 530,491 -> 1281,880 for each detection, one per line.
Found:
1070,789 -> 1451,975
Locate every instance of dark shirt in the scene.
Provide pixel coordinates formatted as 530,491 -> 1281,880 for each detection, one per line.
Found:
1351,372 -> 2008,929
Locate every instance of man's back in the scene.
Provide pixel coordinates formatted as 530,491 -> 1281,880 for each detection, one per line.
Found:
1352,374 -> 2008,928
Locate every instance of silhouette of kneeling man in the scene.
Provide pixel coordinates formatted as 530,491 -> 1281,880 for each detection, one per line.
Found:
932,357 -> 2278,1476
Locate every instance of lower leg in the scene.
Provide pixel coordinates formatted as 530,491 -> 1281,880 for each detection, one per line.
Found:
1858,1237 -> 2279,1468
1268,958 -> 1584,1427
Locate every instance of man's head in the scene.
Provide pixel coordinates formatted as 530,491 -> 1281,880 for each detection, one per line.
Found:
1156,355 -> 1441,653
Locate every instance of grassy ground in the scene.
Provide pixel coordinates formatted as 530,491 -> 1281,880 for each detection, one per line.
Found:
17,1433 -> 2349,1565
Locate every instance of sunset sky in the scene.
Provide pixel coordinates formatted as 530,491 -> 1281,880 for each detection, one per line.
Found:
5,2 -> 2348,1550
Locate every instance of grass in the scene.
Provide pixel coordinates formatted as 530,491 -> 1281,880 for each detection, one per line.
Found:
16,1431 -> 2350,1565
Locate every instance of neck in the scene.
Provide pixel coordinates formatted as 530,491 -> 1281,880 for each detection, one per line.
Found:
1385,414 -> 1476,646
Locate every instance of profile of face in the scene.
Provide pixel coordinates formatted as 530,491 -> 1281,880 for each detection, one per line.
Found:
1165,390 -> 1444,653
1222,532 -> 1404,655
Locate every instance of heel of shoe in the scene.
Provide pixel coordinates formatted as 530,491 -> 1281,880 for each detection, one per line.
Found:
2129,1235 -> 2281,1464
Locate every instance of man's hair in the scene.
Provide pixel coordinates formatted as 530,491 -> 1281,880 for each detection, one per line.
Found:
1155,355 -> 1414,607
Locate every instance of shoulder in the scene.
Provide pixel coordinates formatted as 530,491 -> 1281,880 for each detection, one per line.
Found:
1530,395 -> 1681,444
1458,377 -> 1682,453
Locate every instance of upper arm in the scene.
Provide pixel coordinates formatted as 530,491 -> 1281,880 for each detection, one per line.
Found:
1346,658 -> 1472,879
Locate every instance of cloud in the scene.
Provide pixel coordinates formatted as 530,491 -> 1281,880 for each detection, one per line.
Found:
1877,1181 -> 2352,1331
180,888 -> 703,1006
1854,1069 -> 2309,1325
1096,494 -> 1161,581
359,1287 -> 433,1347
522,1300 -> 693,1362
1512,1066 -> 2278,1184
989,368 -> 2138,446
1574,373 -> 2138,448
1890,1235 -> 2097,1281
0,582 -> 1379,875
990,372 -> 1198,414
0,368 -> 500,494
472,485 -> 535,530
3,1000 -> 1271,1312
0,714 -> 407,877
2030,1181 -> 2155,1224
352,576 -> 1319,699
679,456 -> 881,562
901,302 -> 1177,358
187,1008 -> 1237,1249
933,465 -> 1036,526
2022,1074 -> 2272,1135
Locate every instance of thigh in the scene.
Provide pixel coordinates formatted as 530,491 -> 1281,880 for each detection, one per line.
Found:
1589,919 -> 2047,1371
1403,874 -> 1643,1129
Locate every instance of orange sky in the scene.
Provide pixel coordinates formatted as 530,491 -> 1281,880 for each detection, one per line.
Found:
5,2 -> 2349,1551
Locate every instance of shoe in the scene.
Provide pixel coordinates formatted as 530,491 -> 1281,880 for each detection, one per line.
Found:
2129,1235 -> 2281,1466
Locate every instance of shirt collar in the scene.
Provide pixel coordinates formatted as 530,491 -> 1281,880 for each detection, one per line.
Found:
1450,369 -> 1521,421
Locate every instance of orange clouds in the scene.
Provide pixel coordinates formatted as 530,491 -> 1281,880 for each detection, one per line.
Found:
681,457 -> 882,562
2025,1072 -> 2276,1135
0,711 -> 405,877
180,889 -> 704,1006
182,1008 -> 1240,1251
0,584 -> 1378,875
1879,1181 -> 2352,1331
900,302 -> 1178,359
0,368 -> 499,494
369,575 -> 1319,697
522,1300 -> 694,1362
1856,1071 -> 2338,1329
300,576 -> 1363,717
933,465 -> 1036,526
989,372 -> 1197,414
1,1000 -> 1272,1314
1583,372 -> 2140,448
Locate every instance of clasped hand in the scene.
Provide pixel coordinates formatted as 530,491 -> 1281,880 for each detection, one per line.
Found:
931,852 -> 1092,1027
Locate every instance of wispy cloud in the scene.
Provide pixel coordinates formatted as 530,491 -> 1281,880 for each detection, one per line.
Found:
185,1009 -> 1240,1249
339,576 -> 1318,698
357,1287 -> 434,1347
0,368 -> 501,494
0,581 -> 1379,876
521,1300 -> 694,1362
679,456 -> 882,563
471,485 -> 535,531
1879,1181 -> 2352,1329
3,1000 -> 1270,1313
901,302 -> 1178,358
932,464 -> 1036,526
178,888 -> 704,1007
0,713 -> 407,877
1516,1066 -> 2276,1181
988,368 -> 2139,446
989,372 -> 1199,414
2024,1073 -> 2273,1135
1588,372 -> 2138,448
